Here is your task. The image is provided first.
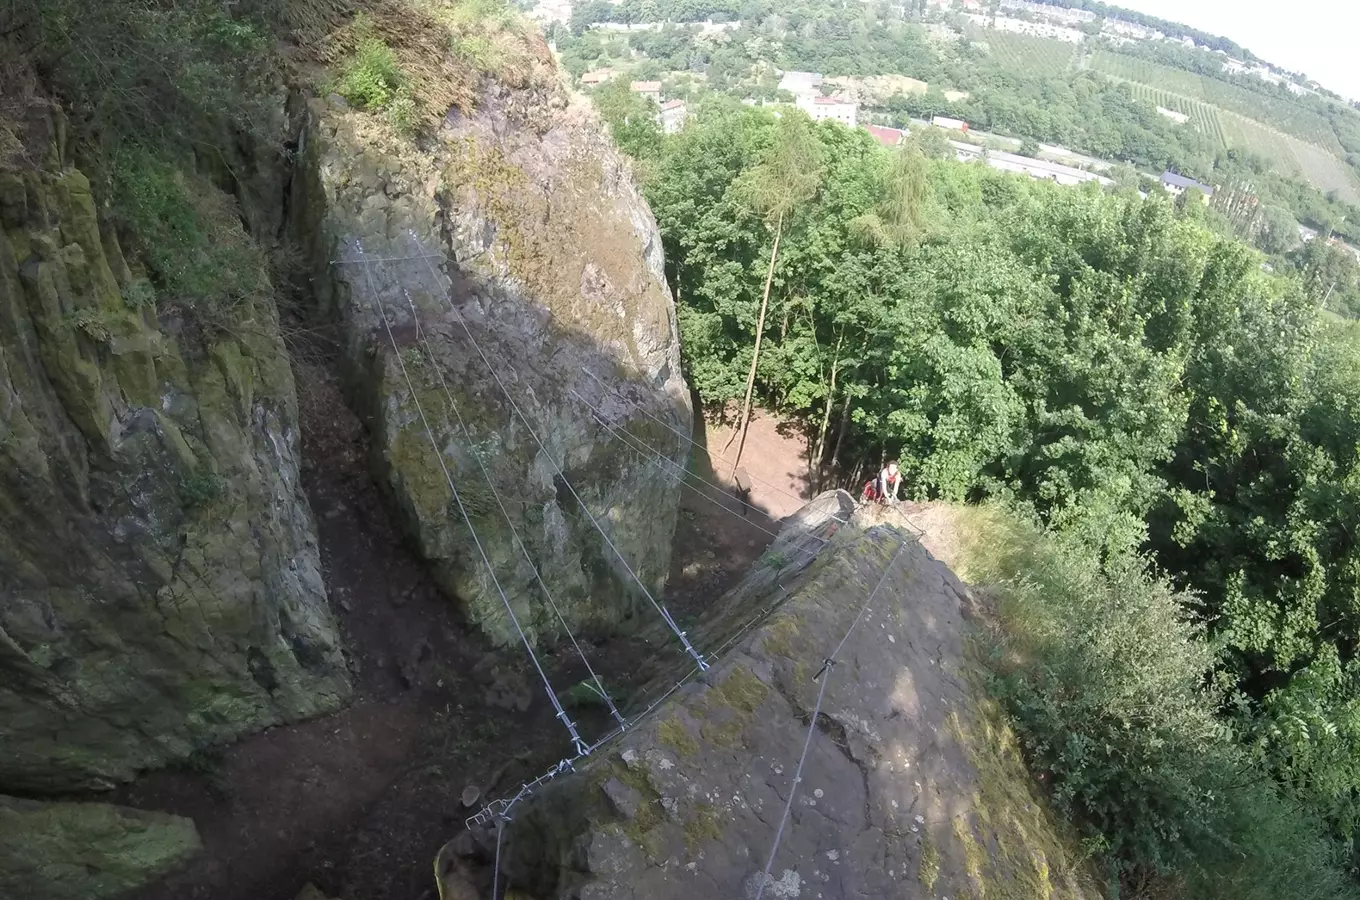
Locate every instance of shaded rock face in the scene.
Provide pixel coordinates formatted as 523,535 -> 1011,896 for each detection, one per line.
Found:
0,794 -> 201,900
0,126 -> 350,793
487,504 -> 1092,900
291,82 -> 691,645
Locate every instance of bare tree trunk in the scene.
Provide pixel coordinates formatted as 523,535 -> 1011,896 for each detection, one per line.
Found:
811,327 -> 845,491
728,212 -> 783,475
828,388 -> 853,484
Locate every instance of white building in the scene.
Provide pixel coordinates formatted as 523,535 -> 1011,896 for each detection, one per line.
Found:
631,81 -> 662,102
797,95 -> 858,128
779,71 -> 823,98
949,141 -> 1113,187
659,99 -> 688,134
1161,171 -> 1215,199
967,14 -> 1085,43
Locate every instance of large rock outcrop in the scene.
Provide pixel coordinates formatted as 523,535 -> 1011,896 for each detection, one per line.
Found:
0,795 -> 201,900
291,73 -> 691,644
0,119 -> 350,793
462,501 -> 1094,900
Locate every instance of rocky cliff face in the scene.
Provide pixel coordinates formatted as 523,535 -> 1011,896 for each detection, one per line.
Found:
0,795 -> 200,900
0,117 -> 350,794
454,500 -> 1093,900
291,78 -> 691,645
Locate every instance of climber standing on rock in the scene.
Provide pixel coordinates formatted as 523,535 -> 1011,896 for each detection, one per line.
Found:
878,460 -> 903,505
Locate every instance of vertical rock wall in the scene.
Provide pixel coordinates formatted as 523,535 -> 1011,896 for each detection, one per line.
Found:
291,81 -> 692,646
0,118 -> 350,793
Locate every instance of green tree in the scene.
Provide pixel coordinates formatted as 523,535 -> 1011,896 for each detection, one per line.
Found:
726,113 -> 824,474
1258,204 -> 1301,255
592,77 -> 663,159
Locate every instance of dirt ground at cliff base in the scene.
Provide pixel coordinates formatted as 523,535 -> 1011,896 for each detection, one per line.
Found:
120,370 -> 821,900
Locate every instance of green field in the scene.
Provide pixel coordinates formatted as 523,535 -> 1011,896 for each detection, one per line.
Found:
968,27 -> 1079,78
1090,50 -> 1344,154
1088,49 -> 1360,203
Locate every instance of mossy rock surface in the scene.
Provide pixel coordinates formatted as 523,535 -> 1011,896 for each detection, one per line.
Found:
485,499 -> 1096,900
299,73 -> 691,646
0,119 -> 350,792
0,795 -> 201,900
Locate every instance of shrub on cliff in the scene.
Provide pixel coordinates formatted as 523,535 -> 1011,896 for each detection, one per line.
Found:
959,507 -> 1357,900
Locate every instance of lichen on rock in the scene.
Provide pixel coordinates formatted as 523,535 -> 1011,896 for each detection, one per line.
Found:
0,794 -> 201,900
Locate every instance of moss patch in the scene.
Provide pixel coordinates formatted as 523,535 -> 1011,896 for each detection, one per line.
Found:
761,614 -> 805,659
706,665 -> 769,715
943,701 -> 1091,900
919,827 -> 941,893
683,803 -> 725,852
655,716 -> 700,759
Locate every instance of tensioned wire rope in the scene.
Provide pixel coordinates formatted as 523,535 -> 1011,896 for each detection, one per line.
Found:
416,252 -> 710,673
582,368 -> 927,539
577,366 -> 864,525
353,245 -> 589,757
752,537 -> 910,900
570,389 -> 802,545
398,286 -> 626,729
344,248 -> 911,897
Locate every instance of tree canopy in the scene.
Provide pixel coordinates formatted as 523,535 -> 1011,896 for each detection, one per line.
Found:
603,96 -> 1360,894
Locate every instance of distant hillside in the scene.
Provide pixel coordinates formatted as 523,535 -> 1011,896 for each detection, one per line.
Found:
549,0 -> 1360,240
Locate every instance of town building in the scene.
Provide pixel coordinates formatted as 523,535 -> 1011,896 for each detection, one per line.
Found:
660,99 -> 688,134
950,141 -> 1114,187
864,124 -> 907,147
966,14 -> 1085,43
778,71 -> 823,98
581,68 -> 617,86
631,81 -> 662,102
797,95 -> 859,128
1160,171 -> 1215,199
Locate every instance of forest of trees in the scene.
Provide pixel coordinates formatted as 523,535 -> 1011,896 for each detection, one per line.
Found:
602,93 -> 1360,896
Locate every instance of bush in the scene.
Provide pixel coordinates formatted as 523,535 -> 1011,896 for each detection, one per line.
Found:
5,0 -> 276,162
111,150 -> 270,336
957,506 -> 1357,900
337,18 -> 406,110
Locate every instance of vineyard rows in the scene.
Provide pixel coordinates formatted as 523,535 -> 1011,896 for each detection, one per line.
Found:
1090,51 -> 1344,154
1125,82 -> 1227,146
968,26 -> 1079,78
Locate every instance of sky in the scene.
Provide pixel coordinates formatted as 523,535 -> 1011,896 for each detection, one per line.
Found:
1113,0 -> 1360,100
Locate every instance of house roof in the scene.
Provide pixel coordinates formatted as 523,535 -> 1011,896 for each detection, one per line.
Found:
1161,171 -> 1214,192
661,99 -> 686,111
864,124 -> 906,147
813,96 -> 851,106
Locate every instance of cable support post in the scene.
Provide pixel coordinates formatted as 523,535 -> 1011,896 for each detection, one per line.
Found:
812,657 -> 836,683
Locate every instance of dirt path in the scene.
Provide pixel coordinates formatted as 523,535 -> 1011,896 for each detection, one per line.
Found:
119,391 -> 818,900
